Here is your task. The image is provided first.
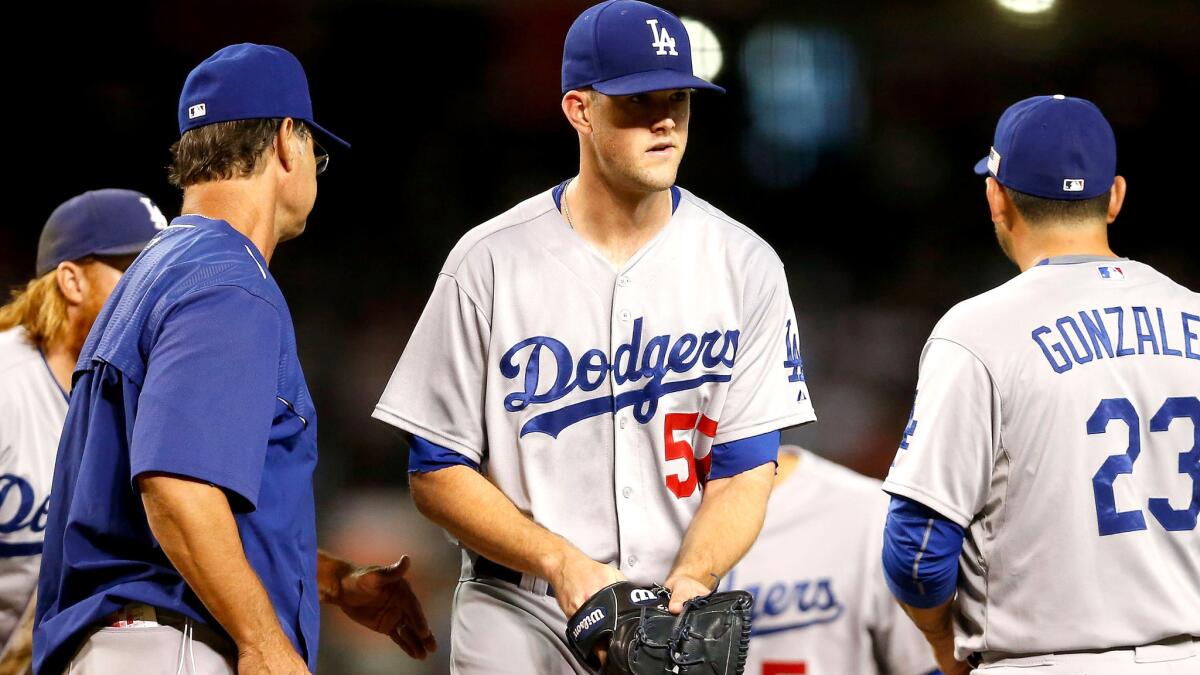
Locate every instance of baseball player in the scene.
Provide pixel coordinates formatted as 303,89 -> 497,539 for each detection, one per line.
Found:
34,44 -> 435,674
722,445 -> 938,675
373,2 -> 815,672
0,190 -> 163,674
881,95 -> 1200,674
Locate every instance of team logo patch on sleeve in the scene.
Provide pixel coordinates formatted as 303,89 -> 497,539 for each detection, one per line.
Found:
783,320 -> 806,396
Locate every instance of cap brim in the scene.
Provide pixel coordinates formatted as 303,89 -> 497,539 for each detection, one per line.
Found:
308,120 -> 351,150
973,155 -> 991,176
592,70 -> 725,96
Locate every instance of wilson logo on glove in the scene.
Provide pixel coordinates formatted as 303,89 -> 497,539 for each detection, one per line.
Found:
572,608 -> 607,640
630,589 -> 659,604
567,581 -> 752,674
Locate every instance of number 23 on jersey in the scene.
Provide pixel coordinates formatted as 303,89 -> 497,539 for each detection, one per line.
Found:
1089,395 -> 1200,535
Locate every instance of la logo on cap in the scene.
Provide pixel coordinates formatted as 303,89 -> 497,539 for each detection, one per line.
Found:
188,103 -> 207,120
646,19 -> 678,56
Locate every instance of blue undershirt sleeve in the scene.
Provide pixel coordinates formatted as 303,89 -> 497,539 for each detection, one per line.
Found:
708,430 -> 780,480
881,494 -> 964,609
408,434 -> 480,473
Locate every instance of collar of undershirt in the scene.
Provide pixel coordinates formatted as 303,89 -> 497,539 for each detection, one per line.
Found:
551,180 -> 681,215
1036,254 -> 1129,266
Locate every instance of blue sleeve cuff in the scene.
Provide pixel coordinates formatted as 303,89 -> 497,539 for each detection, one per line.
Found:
882,495 -> 964,609
408,434 -> 480,473
708,430 -> 780,480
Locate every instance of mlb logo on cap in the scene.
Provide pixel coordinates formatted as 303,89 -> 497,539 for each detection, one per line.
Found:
188,103 -> 207,120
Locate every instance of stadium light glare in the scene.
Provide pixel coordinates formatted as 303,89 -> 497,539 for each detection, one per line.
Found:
995,0 -> 1056,14
681,18 -> 723,82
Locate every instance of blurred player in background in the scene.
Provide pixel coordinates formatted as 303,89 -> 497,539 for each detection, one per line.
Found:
723,445 -> 938,675
34,44 -> 434,674
373,1 -> 815,672
0,189 -> 163,674
883,95 -> 1200,674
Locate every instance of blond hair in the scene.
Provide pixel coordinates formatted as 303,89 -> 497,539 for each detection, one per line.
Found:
0,272 -> 68,351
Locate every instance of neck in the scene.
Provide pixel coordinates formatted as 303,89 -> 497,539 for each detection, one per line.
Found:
1013,224 -> 1117,272
565,164 -> 673,267
42,336 -> 77,394
181,178 -> 281,264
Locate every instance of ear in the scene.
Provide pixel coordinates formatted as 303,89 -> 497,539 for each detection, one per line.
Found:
562,90 -> 593,135
984,177 -> 1014,231
55,261 -> 86,306
1106,176 -> 1127,224
275,117 -> 300,173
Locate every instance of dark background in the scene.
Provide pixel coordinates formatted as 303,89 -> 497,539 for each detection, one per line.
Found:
4,1 -> 1197,672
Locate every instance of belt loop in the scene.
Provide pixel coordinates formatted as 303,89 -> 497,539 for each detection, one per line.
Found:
520,574 -> 551,597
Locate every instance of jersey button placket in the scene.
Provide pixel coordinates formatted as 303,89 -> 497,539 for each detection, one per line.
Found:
611,274 -> 638,578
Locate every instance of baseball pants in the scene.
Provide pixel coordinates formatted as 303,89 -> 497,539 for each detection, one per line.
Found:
65,618 -> 236,675
450,577 -> 586,675
973,636 -> 1200,674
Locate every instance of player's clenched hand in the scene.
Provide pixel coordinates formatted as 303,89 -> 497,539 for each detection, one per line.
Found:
663,573 -> 714,614
334,556 -> 438,660
552,551 -> 627,618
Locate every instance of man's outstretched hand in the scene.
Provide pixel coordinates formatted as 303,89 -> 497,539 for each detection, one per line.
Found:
331,555 -> 438,660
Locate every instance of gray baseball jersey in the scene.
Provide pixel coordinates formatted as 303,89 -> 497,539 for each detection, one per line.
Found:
374,185 -> 815,585
0,328 -> 66,649
723,447 -> 935,675
884,258 -> 1200,660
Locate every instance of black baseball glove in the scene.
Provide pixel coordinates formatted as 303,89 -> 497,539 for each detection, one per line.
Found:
565,581 -> 752,674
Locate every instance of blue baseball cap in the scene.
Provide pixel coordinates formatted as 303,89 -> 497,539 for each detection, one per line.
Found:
973,94 -> 1116,200
36,189 -> 167,276
562,0 -> 724,95
179,43 -> 349,149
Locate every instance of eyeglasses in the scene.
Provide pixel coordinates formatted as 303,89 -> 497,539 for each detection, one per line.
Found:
313,137 -> 330,176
